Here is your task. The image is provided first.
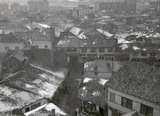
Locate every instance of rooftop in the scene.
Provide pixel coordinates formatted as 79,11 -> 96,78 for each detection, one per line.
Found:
0,65 -> 67,112
0,33 -> 23,43
107,62 -> 160,106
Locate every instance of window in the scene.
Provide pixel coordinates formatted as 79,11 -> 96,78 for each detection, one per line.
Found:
141,52 -> 147,56
150,53 -> 156,57
81,48 -> 87,53
90,48 -> 96,52
44,45 -> 48,49
140,104 -> 153,116
121,97 -> 133,109
25,107 -> 30,112
99,48 -> 105,53
110,92 -> 116,103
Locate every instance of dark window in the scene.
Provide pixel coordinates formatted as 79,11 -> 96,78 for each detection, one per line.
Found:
67,48 -> 77,52
150,53 -> 156,57
90,48 -> 96,52
99,48 -> 105,52
121,97 -> 133,109
44,45 -> 48,48
81,48 -> 87,53
31,102 -> 41,110
140,104 -> 153,116
25,107 -> 30,112
141,52 -> 147,56
110,92 -> 116,103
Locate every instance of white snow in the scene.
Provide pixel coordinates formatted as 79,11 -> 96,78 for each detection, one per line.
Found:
97,29 -> 113,38
83,77 -> 93,83
132,46 -> 140,51
70,27 -> 87,39
92,91 -> 101,97
99,79 -> 108,86
31,64 -> 65,79
0,86 -> 12,96
37,23 -> 50,28
25,84 -> 33,88
24,104 -> 47,116
120,44 -> 129,50
45,103 -> 67,115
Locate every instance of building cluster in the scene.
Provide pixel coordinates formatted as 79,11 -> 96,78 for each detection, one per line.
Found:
0,60 -> 68,116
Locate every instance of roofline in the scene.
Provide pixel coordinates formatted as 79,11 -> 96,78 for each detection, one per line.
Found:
108,88 -> 160,109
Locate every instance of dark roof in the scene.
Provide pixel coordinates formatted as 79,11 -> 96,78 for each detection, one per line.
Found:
107,62 -> 160,106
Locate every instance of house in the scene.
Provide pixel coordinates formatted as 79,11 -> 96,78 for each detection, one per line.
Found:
106,62 -> 160,116
78,77 -> 108,116
57,28 -> 117,63
0,65 -> 68,116
30,29 -> 53,50
0,33 -> 25,53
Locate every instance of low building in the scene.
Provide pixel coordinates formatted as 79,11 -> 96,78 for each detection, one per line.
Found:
0,65 -> 68,116
70,5 -> 94,18
107,62 -> 160,116
57,28 -> 117,63
30,29 -> 53,50
0,33 -> 25,53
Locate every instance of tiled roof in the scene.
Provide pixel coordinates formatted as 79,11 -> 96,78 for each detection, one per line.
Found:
107,62 -> 160,106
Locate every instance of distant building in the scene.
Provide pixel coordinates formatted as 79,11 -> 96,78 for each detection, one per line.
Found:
107,62 -> 160,116
0,3 -> 9,16
57,27 -> 117,63
0,67 -> 67,116
98,0 -> 137,13
0,33 -> 25,53
70,5 -> 94,18
27,0 -> 49,17
29,29 -> 52,50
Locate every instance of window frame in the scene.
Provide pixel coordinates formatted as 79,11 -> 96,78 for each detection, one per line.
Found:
121,97 -> 133,110
140,104 -> 153,116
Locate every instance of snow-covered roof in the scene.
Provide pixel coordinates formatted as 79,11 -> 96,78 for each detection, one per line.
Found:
70,27 -> 87,39
24,103 -> 67,116
132,46 -> 140,51
97,29 -> 113,38
98,79 -> 108,86
83,77 -> 93,83
45,103 -> 67,115
0,65 -> 68,112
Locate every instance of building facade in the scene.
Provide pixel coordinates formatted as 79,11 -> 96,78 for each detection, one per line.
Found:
108,88 -> 160,116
